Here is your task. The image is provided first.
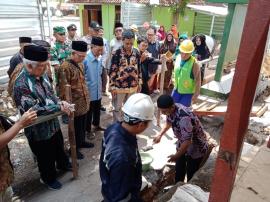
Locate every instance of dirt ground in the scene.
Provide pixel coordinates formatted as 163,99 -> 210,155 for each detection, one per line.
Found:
7,78 -> 270,200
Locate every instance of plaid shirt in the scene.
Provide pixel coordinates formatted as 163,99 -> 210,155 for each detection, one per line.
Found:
0,124 -> 14,192
13,67 -> 61,142
58,59 -> 90,117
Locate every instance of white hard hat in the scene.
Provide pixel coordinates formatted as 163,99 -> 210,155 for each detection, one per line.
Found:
122,93 -> 155,121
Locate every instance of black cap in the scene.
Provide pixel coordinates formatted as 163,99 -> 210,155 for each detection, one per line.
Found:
115,22 -> 123,29
91,36 -> 104,46
157,95 -> 174,109
32,40 -> 51,49
89,21 -> 103,30
72,41 -> 88,52
19,37 -> 32,44
67,24 -> 77,31
24,45 -> 48,62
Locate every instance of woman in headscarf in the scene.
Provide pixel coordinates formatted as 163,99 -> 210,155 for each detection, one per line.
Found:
171,25 -> 179,42
158,26 -> 166,41
175,33 -> 188,58
160,32 -> 177,94
193,34 -> 211,84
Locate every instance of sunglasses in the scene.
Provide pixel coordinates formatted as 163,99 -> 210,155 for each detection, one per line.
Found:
58,33 -> 66,36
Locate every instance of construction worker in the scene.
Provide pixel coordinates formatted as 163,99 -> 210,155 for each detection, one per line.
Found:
130,24 -> 139,49
154,94 -> 208,183
99,93 -> 154,202
171,39 -> 201,107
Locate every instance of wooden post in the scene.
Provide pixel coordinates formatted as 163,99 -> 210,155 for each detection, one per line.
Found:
65,84 -> 78,178
209,0 -> 270,201
157,58 -> 167,127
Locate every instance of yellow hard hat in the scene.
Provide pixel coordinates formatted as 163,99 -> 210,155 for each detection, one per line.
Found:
179,39 -> 194,54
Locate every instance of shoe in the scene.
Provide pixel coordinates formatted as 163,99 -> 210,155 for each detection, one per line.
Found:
86,131 -> 95,140
57,162 -> 72,172
69,149 -> 84,160
80,141 -> 94,148
93,126 -> 105,131
40,179 -> 62,190
100,106 -> 106,111
76,150 -> 84,160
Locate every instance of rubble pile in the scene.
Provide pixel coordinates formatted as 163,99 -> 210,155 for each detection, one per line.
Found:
0,88 -> 17,116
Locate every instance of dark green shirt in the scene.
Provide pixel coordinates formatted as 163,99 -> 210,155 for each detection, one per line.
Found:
14,68 -> 61,141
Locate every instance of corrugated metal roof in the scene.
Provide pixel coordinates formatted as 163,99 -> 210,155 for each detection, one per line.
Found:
187,4 -> 228,16
68,0 -> 206,6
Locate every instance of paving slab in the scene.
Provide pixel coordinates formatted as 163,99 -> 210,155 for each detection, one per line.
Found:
231,144 -> 270,202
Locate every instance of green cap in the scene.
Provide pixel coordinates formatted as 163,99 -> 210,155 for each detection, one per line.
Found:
53,26 -> 66,33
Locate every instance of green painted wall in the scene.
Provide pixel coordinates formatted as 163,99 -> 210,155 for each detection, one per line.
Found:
152,7 -> 195,38
194,13 -> 225,40
179,9 -> 195,37
102,4 -> 115,41
223,4 -> 247,65
152,6 -> 173,31
78,4 -> 84,37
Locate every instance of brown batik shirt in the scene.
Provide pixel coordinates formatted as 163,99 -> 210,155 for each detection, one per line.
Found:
58,59 -> 90,117
0,123 -> 14,192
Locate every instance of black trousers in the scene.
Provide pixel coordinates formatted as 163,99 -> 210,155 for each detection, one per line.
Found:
201,64 -> 206,85
86,99 -> 101,132
28,130 -> 69,184
175,154 -> 203,183
74,113 -> 87,148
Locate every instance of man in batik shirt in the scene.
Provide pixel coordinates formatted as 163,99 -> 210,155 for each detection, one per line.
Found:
154,95 -> 208,183
58,41 -> 93,160
109,29 -> 141,122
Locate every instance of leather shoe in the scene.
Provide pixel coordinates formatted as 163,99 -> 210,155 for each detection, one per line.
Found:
80,141 -> 94,148
93,126 -> 105,131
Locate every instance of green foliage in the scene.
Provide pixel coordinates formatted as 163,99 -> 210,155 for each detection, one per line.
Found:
171,0 -> 190,16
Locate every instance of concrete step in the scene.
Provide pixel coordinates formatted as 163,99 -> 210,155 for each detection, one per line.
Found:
231,141 -> 270,202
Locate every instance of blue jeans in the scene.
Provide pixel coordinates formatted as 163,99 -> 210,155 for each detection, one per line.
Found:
171,89 -> 193,107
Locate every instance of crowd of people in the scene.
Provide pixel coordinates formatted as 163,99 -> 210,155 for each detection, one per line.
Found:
0,21 -> 212,202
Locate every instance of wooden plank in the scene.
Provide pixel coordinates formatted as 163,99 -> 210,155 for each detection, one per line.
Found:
194,102 -> 266,117
25,111 -> 64,128
193,101 -> 209,111
65,85 -> 78,178
157,58 -> 166,127
255,105 -> 268,117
